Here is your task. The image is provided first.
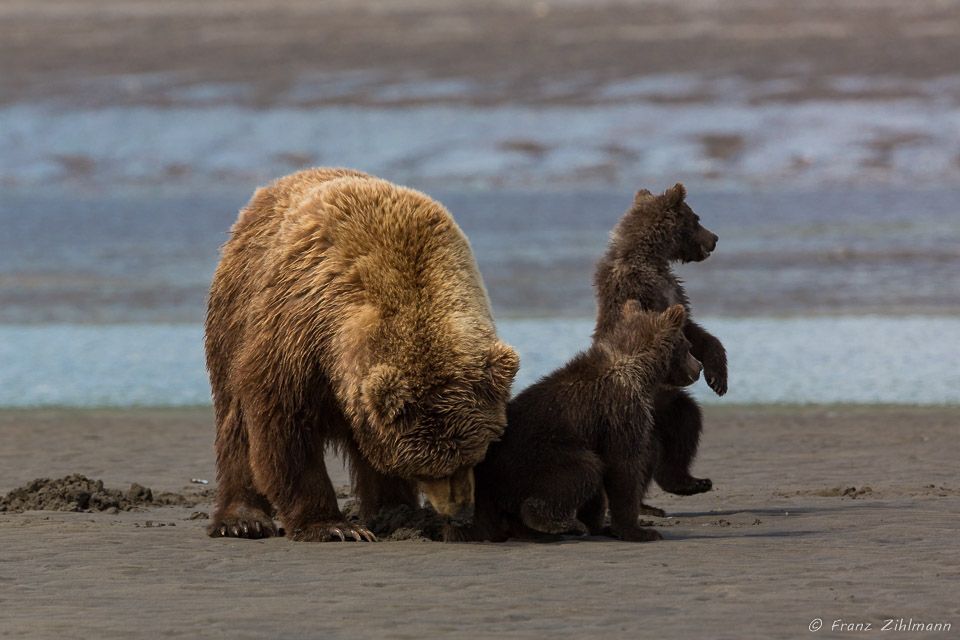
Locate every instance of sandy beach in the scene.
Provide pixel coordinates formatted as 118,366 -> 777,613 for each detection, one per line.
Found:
2,406 -> 957,638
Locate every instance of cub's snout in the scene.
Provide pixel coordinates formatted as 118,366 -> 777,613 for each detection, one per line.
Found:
699,226 -> 719,258
682,353 -> 703,385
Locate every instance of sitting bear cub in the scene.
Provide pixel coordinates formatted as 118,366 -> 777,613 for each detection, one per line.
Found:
446,302 -> 701,543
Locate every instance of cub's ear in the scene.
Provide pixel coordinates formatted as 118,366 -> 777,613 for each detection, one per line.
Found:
633,188 -> 654,204
620,299 -> 644,321
361,365 -> 412,422
661,304 -> 687,332
663,183 -> 687,208
484,341 -> 520,394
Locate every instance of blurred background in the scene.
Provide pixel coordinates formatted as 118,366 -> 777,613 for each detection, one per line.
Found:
2,0 -> 959,406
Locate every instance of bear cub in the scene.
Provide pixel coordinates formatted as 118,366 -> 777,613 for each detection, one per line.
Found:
446,302 -> 701,543
593,184 -> 726,516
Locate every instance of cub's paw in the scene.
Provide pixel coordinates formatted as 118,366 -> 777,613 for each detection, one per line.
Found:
703,350 -> 727,396
638,502 -> 667,518
556,518 -> 589,537
207,514 -> 278,539
289,522 -> 377,542
520,500 -> 589,537
525,517 -> 588,537
661,476 -> 713,496
706,369 -> 727,396
605,525 -> 663,542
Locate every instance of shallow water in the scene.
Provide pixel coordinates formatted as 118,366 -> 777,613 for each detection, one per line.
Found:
4,91 -> 960,189
3,71 -> 959,407
2,186 -> 959,323
2,317 -> 959,407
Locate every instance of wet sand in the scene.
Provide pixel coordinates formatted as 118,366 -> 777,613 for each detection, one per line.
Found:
6,0 -> 960,106
2,406 -> 958,637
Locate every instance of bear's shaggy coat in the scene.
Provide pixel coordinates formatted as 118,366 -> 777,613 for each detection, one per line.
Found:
205,168 -> 519,542
593,184 -> 726,515
445,303 -> 701,543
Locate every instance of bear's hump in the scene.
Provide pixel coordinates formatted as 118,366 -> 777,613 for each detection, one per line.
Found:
257,175 -> 496,386
294,177 -> 488,309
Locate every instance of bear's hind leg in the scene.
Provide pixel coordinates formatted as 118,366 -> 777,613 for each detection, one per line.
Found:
519,499 -> 588,537
652,388 -> 712,497
347,445 -> 420,520
576,490 -> 607,535
516,450 -> 603,537
603,462 -> 662,543
638,500 -> 667,518
208,403 -> 277,539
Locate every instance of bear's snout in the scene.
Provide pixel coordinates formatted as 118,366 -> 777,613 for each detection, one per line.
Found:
446,512 -> 475,527
684,354 -> 703,384
700,228 -> 718,255
418,467 -> 476,520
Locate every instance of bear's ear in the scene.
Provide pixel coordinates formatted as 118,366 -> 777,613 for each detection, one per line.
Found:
361,365 -> 412,423
633,188 -> 654,204
484,341 -> 520,394
661,304 -> 687,332
662,183 -> 687,208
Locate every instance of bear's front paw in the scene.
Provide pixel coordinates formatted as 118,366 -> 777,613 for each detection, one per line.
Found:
289,522 -> 377,542
703,363 -> 727,396
660,476 -> 713,496
703,348 -> 727,396
605,525 -> 663,542
638,502 -> 667,518
706,370 -> 727,396
207,515 -> 278,539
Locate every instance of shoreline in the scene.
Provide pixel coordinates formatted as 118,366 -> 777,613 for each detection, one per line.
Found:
4,317 -> 960,407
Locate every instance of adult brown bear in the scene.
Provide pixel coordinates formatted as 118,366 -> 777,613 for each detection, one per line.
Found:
205,168 -> 519,542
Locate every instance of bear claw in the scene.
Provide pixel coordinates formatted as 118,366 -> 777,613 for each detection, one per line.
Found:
706,373 -> 727,396
289,523 -> 377,542
208,517 -> 278,539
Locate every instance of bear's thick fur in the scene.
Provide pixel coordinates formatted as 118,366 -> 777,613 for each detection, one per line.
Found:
205,168 -> 519,542
593,184 -> 726,515
445,303 -> 702,543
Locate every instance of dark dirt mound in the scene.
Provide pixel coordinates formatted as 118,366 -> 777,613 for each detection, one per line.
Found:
342,499 -> 445,542
0,474 -> 214,513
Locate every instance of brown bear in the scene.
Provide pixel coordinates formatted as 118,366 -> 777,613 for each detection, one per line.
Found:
445,303 -> 702,543
592,184 -> 725,516
205,168 -> 520,542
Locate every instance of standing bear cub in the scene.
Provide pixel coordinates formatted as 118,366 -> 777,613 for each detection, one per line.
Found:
205,168 -> 519,542
445,302 -> 702,543
593,184 -> 726,516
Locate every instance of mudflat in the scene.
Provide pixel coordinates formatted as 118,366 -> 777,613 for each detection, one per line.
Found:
1,406 -> 957,638
6,0 -> 960,106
